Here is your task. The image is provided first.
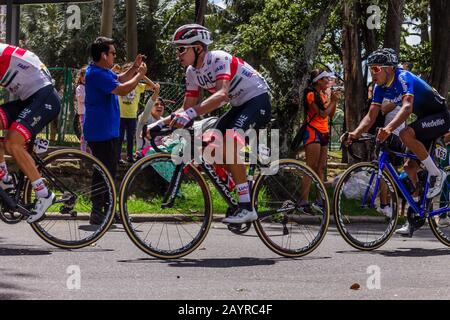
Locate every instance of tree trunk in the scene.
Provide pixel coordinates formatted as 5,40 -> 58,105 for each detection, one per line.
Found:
100,0 -> 114,38
358,1 -> 379,106
383,0 -> 405,53
360,0 -> 378,55
288,0 -> 339,158
139,0 -> 159,78
195,0 -> 208,25
418,2 -> 430,43
342,0 -> 366,163
126,0 -> 138,61
430,0 -> 450,99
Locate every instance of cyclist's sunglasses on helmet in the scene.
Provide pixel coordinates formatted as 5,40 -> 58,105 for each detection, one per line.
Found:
369,65 -> 390,74
175,45 -> 198,54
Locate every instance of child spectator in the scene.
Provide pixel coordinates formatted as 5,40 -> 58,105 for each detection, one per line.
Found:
118,63 -> 154,164
75,66 -> 89,153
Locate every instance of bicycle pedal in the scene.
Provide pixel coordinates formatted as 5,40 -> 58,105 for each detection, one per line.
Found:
400,232 -> 413,238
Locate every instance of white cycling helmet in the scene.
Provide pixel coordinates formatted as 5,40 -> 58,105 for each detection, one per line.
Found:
171,24 -> 213,46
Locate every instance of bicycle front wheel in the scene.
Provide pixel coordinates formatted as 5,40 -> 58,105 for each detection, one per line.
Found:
252,159 -> 330,258
119,153 -> 213,259
333,162 -> 399,250
25,149 -> 116,249
429,166 -> 450,246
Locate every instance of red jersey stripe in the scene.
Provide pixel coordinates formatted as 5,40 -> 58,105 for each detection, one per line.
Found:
185,90 -> 199,98
15,48 -> 27,57
0,45 -> 17,80
216,74 -> 232,81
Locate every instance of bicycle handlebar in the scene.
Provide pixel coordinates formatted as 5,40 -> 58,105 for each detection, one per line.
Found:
342,131 -> 397,161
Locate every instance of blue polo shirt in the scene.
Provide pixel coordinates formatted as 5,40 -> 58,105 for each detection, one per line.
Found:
84,63 -> 120,141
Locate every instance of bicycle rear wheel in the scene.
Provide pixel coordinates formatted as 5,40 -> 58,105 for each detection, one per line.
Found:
252,159 -> 330,258
429,166 -> 450,246
333,162 -> 399,250
119,153 -> 213,259
25,149 -> 116,249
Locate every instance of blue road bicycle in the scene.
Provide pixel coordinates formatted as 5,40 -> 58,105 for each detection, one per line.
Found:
333,133 -> 450,250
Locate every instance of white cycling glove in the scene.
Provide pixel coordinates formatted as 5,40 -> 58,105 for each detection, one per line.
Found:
173,108 -> 197,128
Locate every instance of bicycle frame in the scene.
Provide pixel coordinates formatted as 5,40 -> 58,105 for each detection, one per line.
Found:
366,149 -> 450,218
0,149 -> 78,218
160,158 -> 242,211
154,126 -> 296,218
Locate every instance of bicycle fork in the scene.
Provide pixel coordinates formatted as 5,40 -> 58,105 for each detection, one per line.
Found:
161,163 -> 185,209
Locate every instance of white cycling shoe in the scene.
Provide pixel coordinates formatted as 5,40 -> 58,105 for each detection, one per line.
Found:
27,191 -> 56,223
0,174 -> 15,193
435,216 -> 450,228
395,222 -> 411,235
427,170 -> 447,199
222,208 -> 258,224
377,205 -> 393,219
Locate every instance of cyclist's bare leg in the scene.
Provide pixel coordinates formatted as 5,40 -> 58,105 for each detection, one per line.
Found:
404,159 -> 419,197
380,181 -> 389,204
400,127 -> 428,161
4,131 -> 41,182
222,139 -> 246,185
222,135 -> 254,214
399,127 -> 445,197
0,124 -> 11,181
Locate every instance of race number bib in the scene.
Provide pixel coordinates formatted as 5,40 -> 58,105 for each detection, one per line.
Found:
34,138 -> 49,154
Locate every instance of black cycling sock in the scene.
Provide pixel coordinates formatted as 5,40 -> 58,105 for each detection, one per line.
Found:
239,202 -> 253,211
380,203 -> 390,209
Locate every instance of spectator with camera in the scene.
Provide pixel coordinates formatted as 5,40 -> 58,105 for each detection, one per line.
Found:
299,69 -> 341,212
84,36 -> 147,225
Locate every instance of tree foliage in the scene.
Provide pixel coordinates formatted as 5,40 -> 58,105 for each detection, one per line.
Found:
11,0 -> 450,153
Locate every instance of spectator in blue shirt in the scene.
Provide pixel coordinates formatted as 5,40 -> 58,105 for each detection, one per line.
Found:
85,37 -> 147,225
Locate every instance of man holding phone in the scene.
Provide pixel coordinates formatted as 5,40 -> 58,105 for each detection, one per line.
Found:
85,37 -> 147,225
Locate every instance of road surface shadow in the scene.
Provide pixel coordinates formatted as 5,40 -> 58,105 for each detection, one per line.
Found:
0,269 -> 36,299
0,245 -> 52,256
374,248 -> 450,257
78,224 -> 124,232
118,255 -> 331,267
49,247 -> 115,253
337,248 -> 449,257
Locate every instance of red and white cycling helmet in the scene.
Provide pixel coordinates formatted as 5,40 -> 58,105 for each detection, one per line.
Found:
171,24 -> 213,46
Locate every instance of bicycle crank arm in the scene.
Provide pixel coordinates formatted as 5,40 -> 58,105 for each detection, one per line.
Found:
15,204 -> 33,216
0,187 -> 18,211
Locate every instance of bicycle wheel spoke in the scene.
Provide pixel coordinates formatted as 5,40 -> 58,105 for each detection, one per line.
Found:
253,160 -> 330,257
119,154 -> 212,259
30,150 -> 116,249
334,163 -> 398,250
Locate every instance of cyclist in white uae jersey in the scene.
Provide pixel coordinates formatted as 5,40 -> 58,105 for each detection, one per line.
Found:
0,44 -> 61,223
184,50 -> 268,106
0,44 -> 53,99
148,24 -> 272,224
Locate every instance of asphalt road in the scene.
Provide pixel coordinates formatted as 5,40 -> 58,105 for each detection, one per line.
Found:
1,221 -> 449,300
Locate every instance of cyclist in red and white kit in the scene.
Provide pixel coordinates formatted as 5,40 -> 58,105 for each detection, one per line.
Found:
151,24 -> 272,224
0,43 -> 61,222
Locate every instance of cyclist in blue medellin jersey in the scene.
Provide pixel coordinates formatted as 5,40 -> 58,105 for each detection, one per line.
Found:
346,48 -> 450,233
